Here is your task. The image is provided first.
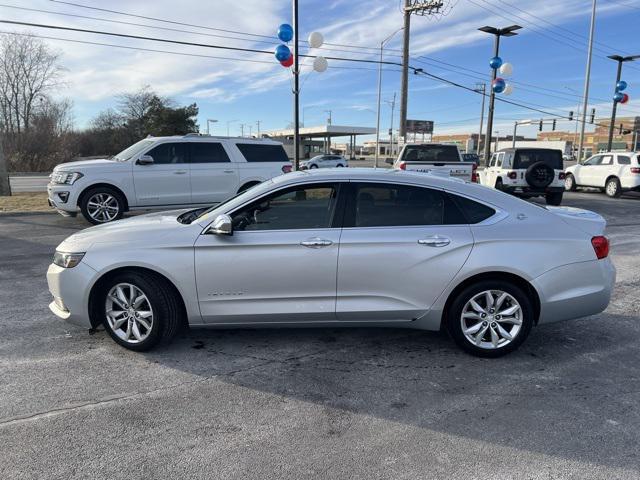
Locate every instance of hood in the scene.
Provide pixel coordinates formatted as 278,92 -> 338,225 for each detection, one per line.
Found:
545,206 -> 606,236
56,209 -> 193,252
54,159 -> 127,171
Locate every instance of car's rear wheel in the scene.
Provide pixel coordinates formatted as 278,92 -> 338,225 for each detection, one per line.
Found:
545,191 -> 563,205
447,280 -> 534,357
564,173 -> 577,191
100,271 -> 181,351
80,187 -> 125,224
605,177 -> 622,198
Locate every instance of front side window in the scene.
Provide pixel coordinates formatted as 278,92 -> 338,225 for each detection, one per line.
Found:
347,183 -> 465,227
145,143 -> 187,164
190,142 -> 230,163
232,183 -> 338,231
236,143 -> 289,163
583,155 -> 602,166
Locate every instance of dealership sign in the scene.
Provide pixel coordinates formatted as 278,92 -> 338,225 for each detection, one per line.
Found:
405,119 -> 434,134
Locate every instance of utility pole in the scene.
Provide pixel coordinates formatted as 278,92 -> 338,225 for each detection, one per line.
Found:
577,0 -> 597,162
475,83 -> 486,156
324,110 -> 332,125
256,120 -> 261,137
226,119 -> 238,136
0,138 -> 9,196
606,54 -> 640,151
386,92 -> 397,157
479,25 -> 521,163
240,123 -> 245,137
292,0 -> 300,170
248,125 -> 253,137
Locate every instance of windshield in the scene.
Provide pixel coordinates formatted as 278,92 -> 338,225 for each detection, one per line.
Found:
401,145 -> 460,163
513,149 -> 563,169
113,139 -> 155,161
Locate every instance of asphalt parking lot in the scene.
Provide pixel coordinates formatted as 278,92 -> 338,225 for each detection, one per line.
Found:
1,191 -> 640,480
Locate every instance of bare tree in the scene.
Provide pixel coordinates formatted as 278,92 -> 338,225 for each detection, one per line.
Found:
117,85 -> 157,139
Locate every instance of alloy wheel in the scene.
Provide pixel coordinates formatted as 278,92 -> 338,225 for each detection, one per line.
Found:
87,193 -> 120,223
565,176 -> 574,190
460,290 -> 523,349
606,180 -> 617,197
105,283 -> 154,344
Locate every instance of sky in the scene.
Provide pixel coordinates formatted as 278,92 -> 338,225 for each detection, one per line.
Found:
2,0 -> 640,141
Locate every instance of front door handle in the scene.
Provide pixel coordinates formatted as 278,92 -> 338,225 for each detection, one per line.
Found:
300,237 -> 333,248
223,170 -> 235,174
418,235 -> 451,247
173,170 -> 188,175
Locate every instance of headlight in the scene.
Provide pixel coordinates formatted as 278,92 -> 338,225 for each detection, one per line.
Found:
50,171 -> 83,185
53,251 -> 85,268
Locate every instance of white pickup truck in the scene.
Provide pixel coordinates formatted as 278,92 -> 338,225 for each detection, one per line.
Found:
392,144 -> 477,182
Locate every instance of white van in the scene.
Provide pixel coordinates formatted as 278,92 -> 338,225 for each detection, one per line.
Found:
47,134 -> 292,224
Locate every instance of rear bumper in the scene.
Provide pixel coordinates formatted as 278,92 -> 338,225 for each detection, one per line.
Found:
533,259 -> 615,324
505,185 -> 564,196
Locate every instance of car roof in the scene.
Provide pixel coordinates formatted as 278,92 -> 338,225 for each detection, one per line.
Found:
145,134 -> 282,145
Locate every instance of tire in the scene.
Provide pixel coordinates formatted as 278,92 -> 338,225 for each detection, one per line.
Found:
545,191 -> 563,206
495,178 -> 504,191
99,271 -> 181,351
525,162 -> 554,189
446,280 -> 534,358
564,173 -> 576,192
336,164 -> 344,167
80,186 -> 125,225
605,177 -> 622,198
309,164 -> 318,169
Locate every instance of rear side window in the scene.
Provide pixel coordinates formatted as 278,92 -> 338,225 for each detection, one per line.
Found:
617,155 -> 631,165
401,145 -> 460,163
146,142 -> 187,164
346,183 -> 466,227
190,142 -> 230,163
513,149 -> 563,170
236,143 -> 289,163
449,194 -> 496,224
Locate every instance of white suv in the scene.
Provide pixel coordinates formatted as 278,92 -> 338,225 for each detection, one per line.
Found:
564,151 -> 640,198
48,134 -> 292,224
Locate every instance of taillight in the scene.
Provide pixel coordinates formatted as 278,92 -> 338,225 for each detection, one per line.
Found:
630,167 -> 640,174
399,161 -> 407,171
507,171 -> 517,180
282,164 -> 292,174
471,162 -> 478,183
591,236 -> 609,259
558,172 -> 566,180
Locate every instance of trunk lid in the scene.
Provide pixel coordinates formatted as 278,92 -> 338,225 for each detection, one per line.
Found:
545,206 -> 606,236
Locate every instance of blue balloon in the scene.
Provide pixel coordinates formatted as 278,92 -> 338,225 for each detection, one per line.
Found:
489,56 -> 503,69
614,91 -> 624,102
492,77 -> 506,93
277,24 -> 294,42
616,80 -> 628,91
275,44 -> 292,62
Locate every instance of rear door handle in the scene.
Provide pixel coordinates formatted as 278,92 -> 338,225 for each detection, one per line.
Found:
300,237 -> 333,248
223,170 -> 235,174
418,235 -> 451,247
173,170 -> 188,175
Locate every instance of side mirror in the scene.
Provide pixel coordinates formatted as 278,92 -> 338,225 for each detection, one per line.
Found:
207,214 -> 233,235
137,155 -> 154,165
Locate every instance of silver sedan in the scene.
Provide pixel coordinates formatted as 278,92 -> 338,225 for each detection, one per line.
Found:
47,169 -> 615,357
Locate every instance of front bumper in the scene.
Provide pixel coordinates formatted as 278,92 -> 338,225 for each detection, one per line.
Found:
47,183 -> 80,216
533,258 -> 616,324
47,262 -> 98,328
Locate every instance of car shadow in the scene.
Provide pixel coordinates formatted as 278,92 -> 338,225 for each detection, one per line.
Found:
138,311 -> 640,471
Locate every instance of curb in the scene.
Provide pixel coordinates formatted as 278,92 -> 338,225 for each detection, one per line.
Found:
0,210 -> 57,217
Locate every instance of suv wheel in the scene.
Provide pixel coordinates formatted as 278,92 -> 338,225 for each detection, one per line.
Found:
81,187 -> 125,224
100,271 -> 181,351
495,178 -> 504,191
447,280 -> 533,358
545,191 -> 563,206
564,173 -> 577,191
605,177 -> 622,198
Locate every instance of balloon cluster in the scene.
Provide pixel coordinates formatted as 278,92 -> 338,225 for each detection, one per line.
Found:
489,56 -> 513,96
274,24 -> 328,73
613,80 -> 630,104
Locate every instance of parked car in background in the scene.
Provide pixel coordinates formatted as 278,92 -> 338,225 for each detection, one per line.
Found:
478,148 -> 565,205
393,143 -> 477,182
565,151 -> 640,198
47,134 -> 292,224
299,154 -> 348,169
47,168 -> 614,357
462,153 -> 480,164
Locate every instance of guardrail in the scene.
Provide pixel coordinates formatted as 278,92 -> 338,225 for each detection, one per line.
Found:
9,174 -> 50,193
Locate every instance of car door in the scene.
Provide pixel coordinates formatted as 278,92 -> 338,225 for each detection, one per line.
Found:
336,182 -> 474,321
593,154 -> 613,187
577,154 -> 602,186
132,142 -> 191,206
189,141 -> 239,204
194,182 -> 344,323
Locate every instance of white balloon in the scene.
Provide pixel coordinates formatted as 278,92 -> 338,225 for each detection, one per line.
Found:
313,56 -> 328,73
308,31 -> 324,49
503,83 -> 513,95
499,62 -> 513,77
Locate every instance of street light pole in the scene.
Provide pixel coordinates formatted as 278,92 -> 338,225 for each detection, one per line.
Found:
292,0 -> 300,170
577,0 -> 597,162
475,83 -> 486,156
206,119 -> 218,135
479,25 -> 521,163
226,119 -> 238,136
385,92 -> 397,157
606,54 -> 640,151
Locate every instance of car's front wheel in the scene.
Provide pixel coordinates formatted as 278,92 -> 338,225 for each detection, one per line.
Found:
309,164 -> 318,169
80,187 -> 125,224
447,280 -> 534,357
99,271 -> 182,351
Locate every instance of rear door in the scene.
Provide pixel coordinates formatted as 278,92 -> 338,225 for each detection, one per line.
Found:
133,142 -> 191,206
336,181 -> 474,321
189,141 -> 239,204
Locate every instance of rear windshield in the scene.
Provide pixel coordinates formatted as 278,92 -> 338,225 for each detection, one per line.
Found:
401,145 -> 460,163
513,149 -> 563,169
236,143 -> 289,163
